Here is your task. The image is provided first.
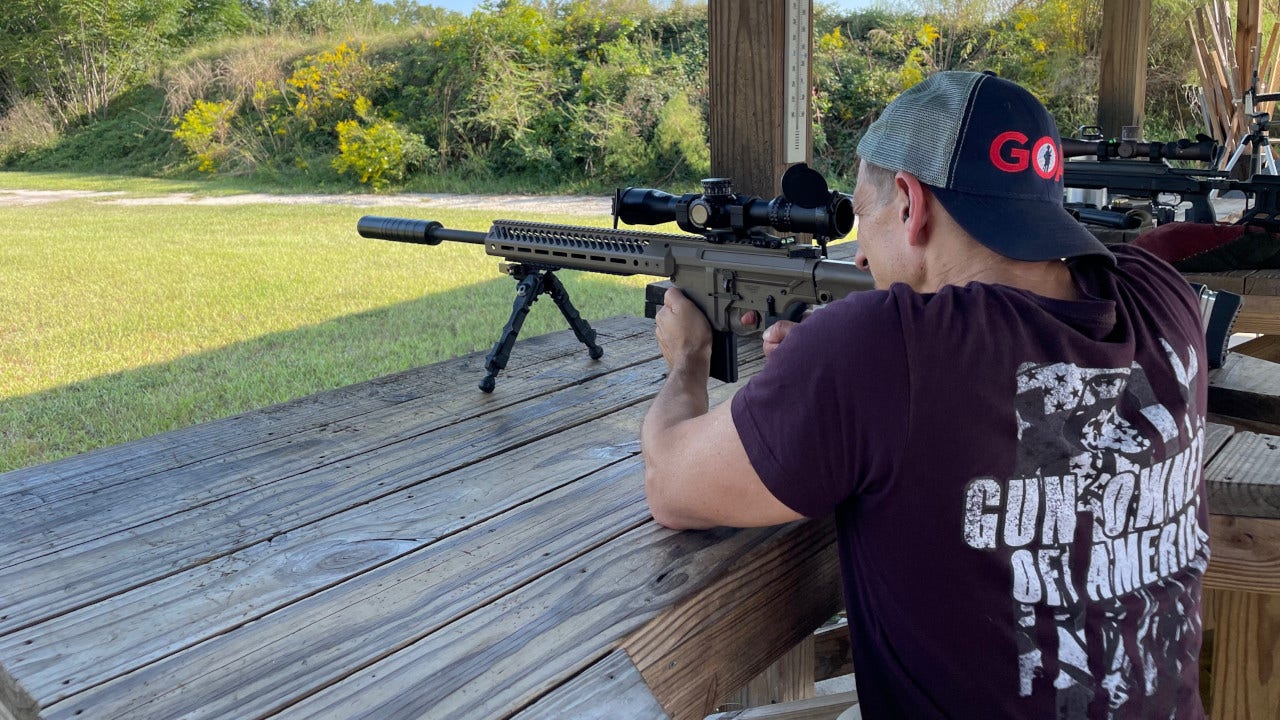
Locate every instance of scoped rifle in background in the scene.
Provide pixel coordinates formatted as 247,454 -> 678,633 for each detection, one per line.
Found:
1061,130 -> 1225,225
358,163 -> 873,392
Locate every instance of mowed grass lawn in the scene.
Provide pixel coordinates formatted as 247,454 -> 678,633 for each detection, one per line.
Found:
0,179 -> 655,473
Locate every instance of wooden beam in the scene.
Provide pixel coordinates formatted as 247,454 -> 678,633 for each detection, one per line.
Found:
720,636 -> 816,709
1098,0 -> 1151,138
708,0 -> 811,197
704,690 -> 859,720
1205,431 -> 1280,519
624,517 -> 843,720
512,650 -> 673,719
1202,586 -> 1280,718
1236,0 -> 1262,93
1207,352 -> 1280,426
1205,514 -> 1280,594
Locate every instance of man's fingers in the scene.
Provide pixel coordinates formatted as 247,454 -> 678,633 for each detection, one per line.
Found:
663,286 -> 688,312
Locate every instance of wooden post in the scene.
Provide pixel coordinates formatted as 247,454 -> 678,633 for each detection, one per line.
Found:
708,0 -> 812,198
1236,0 -> 1261,92
1097,0 -> 1150,138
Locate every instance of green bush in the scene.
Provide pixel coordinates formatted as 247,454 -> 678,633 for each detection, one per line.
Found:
332,98 -> 432,190
173,98 -> 236,173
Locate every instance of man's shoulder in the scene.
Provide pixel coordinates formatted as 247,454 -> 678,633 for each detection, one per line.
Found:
1107,241 -> 1189,282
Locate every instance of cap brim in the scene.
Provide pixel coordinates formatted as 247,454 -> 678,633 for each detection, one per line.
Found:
931,186 -> 1116,265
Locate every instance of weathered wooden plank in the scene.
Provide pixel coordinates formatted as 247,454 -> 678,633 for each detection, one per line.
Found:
1244,268 -> 1280,295
720,636 -> 815,709
813,620 -> 853,683
709,0 -> 790,197
0,410 -> 642,710
624,518 -> 842,720
0,356 -> 678,638
25,346 -> 766,719
2,319 -> 670,566
1233,295 -> 1280,335
1183,270 -> 1250,294
704,691 -> 859,720
1205,420 -> 1237,462
1204,515 -> 1280,594
1207,411 -> 1280,436
1205,431 -> 1280,519
0,317 -> 660,566
511,649 -> 672,720
1208,352 -> 1280,425
0,315 -> 654,503
41,460 -> 664,720
0,663 -> 37,720
1232,334 -> 1280,363
1204,586 -> 1280,720
242,525 -> 797,720
1098,0 -> 1151,137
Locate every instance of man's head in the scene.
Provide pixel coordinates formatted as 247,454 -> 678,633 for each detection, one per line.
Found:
854,71 -> 1112,281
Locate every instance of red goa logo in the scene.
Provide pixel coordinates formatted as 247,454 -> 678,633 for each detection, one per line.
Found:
989,131 -> 1061,181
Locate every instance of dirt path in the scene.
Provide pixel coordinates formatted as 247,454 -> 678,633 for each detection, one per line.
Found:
0,188 -> 614,215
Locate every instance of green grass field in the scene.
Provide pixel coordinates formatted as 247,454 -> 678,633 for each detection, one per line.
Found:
0,173 -> 655,473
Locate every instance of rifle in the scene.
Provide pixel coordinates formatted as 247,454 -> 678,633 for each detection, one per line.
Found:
1061,133 -> 1226,225
358,163 -> 873,392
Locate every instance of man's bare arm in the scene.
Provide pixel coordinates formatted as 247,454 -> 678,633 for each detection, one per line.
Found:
641,288 -> 805,530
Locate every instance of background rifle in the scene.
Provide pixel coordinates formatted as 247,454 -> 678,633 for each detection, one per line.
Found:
1061,133 -> 1226,225
358,164 -> 873,391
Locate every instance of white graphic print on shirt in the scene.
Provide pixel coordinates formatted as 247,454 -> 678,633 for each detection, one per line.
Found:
961,340 -> 1209,718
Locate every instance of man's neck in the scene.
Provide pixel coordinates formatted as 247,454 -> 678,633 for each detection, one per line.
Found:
923,255 -> 1080,301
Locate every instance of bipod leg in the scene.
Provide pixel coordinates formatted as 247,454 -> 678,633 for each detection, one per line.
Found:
541,270 -> 604,361
480,267 -> 546,393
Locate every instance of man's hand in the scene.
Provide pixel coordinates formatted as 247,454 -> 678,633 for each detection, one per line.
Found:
740,310 -> 806,358
655,286 -> 712,374
643,290 -> 807,530
761,320 -> 799,358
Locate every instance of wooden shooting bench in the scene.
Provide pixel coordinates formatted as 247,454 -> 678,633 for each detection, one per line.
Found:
0,316 -> 845,720
2,276 -> 1278,720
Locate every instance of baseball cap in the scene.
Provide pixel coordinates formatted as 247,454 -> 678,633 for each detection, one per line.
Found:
856,71 -> 1114,264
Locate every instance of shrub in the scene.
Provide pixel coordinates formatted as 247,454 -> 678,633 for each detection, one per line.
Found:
333,99 -> 431,189
652,89 -> 709,180
0,96 -> 60,160
173,98 -> 236,172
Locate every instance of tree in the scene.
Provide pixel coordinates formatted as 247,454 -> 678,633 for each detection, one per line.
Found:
0,0 -> 184,124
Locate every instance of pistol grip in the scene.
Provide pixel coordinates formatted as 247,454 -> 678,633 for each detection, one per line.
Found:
710,329 -> 739,384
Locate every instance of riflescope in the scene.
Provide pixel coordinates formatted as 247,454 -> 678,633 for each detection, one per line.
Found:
1061,135 -> 1217,163
613,162 -> 854,243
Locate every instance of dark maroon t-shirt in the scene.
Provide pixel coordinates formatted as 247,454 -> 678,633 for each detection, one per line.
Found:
732,245 -> 1210,719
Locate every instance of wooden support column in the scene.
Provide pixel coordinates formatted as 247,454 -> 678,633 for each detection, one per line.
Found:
1236,0 -> 1262,91
708,0 -> 812,197
1098,0 -> 1150,138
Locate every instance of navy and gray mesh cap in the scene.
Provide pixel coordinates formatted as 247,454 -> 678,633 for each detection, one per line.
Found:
857,71 -> 1114,264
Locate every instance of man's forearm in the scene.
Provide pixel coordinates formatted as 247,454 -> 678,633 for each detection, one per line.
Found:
641,363 -> 713,529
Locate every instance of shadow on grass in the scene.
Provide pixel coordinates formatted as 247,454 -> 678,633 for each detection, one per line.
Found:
0,272 -> 653,475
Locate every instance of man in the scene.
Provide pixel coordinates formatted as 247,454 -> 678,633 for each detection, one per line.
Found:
642,71 -> 1210,719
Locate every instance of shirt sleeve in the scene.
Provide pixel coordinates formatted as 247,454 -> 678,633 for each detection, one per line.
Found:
731,288 -> 913,518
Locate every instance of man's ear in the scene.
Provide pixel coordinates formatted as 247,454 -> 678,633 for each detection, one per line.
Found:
894,171 -> 931,247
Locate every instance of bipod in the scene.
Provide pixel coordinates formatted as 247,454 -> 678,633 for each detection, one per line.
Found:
479,263 -> 604,393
